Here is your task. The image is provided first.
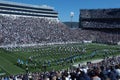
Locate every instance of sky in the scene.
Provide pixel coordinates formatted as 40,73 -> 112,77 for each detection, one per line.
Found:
3,0 -> 120,22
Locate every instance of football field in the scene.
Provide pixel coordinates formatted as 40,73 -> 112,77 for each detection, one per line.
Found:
0,43 -> 120,76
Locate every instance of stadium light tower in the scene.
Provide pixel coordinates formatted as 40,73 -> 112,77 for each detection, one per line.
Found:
70,12 -> 74,28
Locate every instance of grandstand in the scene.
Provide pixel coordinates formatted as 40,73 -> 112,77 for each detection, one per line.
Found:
0,1 -> 58,19
0,1 -> 77,47
80,8 -> 120,29
0,1 -> 120,48
79,8 -> 120,44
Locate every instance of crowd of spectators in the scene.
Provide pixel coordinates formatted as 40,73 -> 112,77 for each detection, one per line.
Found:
0,14 -> 120,48
81,20 -> 120,28
70,28 -> 120,45
80,8 -> 120,19
1,56 -> 120,80
0,15 -> 74,46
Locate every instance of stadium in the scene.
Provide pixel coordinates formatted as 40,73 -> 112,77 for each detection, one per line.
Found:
0,1 -> 120,80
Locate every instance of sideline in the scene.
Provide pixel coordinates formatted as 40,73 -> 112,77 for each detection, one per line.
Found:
73,58 -> 103,68
73,54 -> 120,68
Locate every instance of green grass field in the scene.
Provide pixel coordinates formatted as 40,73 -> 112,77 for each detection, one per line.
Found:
0,43 -> 120,76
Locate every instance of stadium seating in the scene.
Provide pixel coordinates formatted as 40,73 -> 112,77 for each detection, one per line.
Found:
0,15 -> 75,46
81,8 -> 120,19
1,9 -> 120,47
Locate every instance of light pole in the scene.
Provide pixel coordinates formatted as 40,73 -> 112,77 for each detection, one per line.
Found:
70,12 -> 74,28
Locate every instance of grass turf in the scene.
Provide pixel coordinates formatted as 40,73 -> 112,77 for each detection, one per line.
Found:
0,43 -> 120,76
